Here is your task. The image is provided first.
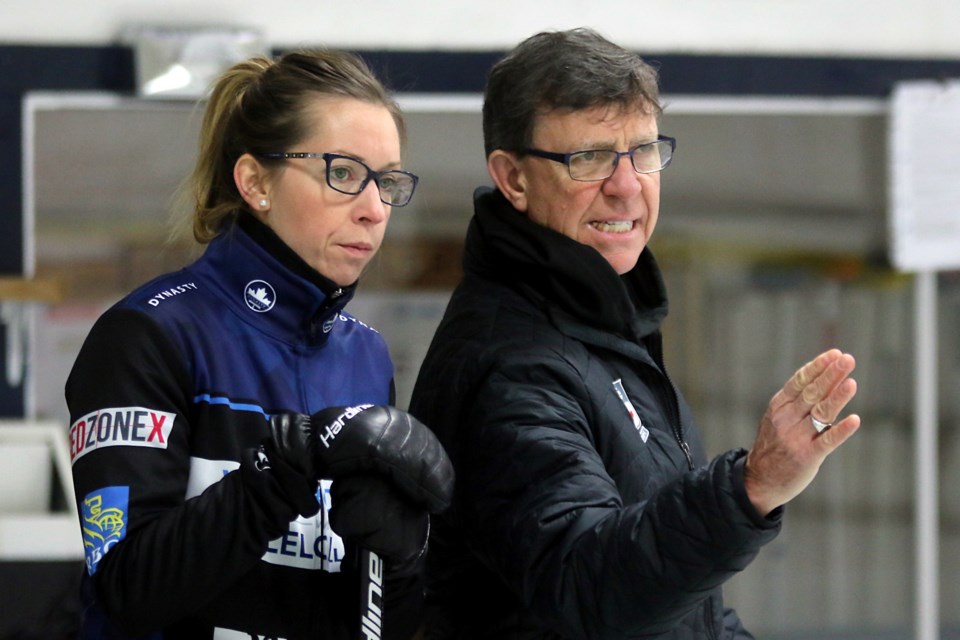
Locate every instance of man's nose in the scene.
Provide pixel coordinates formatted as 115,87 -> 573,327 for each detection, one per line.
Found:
601,155 -> 642,196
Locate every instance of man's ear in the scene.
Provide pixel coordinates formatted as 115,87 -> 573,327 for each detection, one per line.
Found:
234,153 -> 272,217
487,150 -> 529,213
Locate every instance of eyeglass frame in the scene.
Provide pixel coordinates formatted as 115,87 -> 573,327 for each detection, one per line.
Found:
521,135 -> 677,181
256,151 -> 420,207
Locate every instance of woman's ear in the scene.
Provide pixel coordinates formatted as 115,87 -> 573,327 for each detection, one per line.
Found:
487,150 -> 529,213
234,153 -> 272,217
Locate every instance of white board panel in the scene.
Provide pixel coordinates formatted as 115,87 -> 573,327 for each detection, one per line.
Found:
889,80 -> 960,271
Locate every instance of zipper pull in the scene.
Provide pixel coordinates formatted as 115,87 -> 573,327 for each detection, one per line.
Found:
680,440 -> 694,470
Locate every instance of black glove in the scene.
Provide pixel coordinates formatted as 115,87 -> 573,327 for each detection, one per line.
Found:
261,413 -> 321,518
309,405 -> 454,514
330,474 -> 429,567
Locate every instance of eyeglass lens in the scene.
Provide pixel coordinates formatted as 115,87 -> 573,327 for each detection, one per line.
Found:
326,155 -> 416,206
568,140 -> 673,181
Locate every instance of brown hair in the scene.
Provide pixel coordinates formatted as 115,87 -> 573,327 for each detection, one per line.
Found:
185,49 -> 405,244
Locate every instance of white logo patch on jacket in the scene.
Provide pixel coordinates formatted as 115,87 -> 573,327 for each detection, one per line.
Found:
70,407 -> 176,463
612,379 -> 649,442
186,458 -> 345,573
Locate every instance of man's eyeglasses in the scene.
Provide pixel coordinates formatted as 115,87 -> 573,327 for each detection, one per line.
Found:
257,152 -> 419,207
522,135 -> 676,182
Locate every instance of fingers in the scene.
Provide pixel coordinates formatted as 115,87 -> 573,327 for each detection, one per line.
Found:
785,349 -> 843,399
771,349 -> 840,411
804,354 -> 856,427
810,377 -> 857,426
800,355 -> 853,404
779,349 -> 856,415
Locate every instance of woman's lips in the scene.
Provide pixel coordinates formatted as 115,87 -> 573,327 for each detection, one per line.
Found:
340,242 -> 373,255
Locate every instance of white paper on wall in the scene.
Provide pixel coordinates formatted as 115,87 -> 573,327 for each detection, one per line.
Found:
888,79 -> 960,272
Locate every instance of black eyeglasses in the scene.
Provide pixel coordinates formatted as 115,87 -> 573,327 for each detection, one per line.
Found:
257,152 -> 419,207
523,135 -> 676,181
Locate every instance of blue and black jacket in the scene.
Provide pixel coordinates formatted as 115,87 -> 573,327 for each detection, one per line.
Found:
67,214 -> 418,639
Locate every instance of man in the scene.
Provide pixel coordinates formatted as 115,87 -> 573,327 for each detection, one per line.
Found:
408,28 -> 861,640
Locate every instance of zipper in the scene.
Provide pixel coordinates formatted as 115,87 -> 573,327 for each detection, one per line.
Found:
546,305 -> 694,470
307,288 -> 345,342
704,595 -> 719,640
647,332 -> 694,471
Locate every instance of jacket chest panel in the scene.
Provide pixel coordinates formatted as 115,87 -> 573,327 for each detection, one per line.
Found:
586,359 -> 690,503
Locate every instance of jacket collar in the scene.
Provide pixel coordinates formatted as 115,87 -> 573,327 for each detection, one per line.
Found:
196,214 -> 357,346
466,187 -> 668,340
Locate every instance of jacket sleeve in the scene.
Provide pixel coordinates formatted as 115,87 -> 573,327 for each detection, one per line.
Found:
66,307 -> 302,635
454,351 -> 781,639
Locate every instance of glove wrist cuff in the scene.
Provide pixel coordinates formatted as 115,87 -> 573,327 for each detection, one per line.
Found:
389,514 -> 430,577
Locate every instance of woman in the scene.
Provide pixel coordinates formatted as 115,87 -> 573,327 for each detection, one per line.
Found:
67,49 -> 443,639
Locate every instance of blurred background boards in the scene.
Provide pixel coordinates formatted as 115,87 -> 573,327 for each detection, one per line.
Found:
1,40 -> 958,638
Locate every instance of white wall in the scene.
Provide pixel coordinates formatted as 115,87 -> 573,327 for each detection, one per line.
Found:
2,0 -> 960,57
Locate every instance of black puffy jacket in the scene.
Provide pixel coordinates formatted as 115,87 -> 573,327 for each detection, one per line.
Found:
409,188 -> 781,639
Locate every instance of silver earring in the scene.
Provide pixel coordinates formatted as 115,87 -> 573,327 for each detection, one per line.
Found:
259,199 -> 269,208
